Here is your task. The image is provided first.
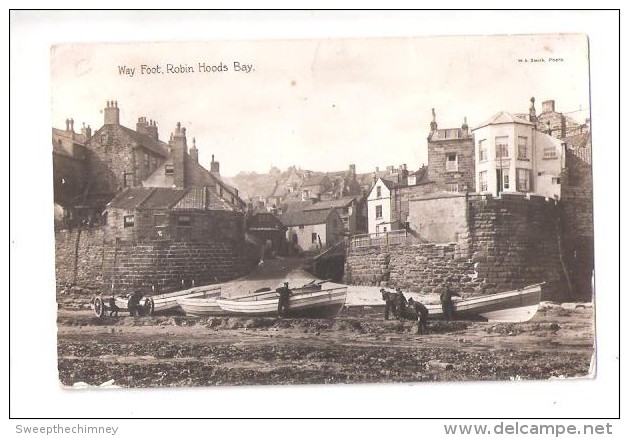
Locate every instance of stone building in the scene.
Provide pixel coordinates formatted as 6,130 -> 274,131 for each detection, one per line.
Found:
300,196 -> 363,236
54,100 -> 246,221
279,207 -> 344,253
52,119 -> 90,226
105,186 -> 243,243
427,109 -> 476,193
472,111 -> 563,200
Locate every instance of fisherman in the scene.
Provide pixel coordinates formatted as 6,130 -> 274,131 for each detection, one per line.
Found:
440,283 -> 460,321
380,288 -> 397,320
108,295 -> 120,317
276,282 -> 293,318
395,287 -> 408,321
127,291 -> 144,317
407,297 -> 429,334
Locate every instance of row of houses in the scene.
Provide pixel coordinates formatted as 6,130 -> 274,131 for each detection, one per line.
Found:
366,98 -> 590,237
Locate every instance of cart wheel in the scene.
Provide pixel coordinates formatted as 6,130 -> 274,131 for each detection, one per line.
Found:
93,296 -> 104,318
144,297 -> 155,316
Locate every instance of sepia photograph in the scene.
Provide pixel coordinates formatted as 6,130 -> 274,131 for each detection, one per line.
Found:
50,34 -> 595,389
8,9 -> 621,428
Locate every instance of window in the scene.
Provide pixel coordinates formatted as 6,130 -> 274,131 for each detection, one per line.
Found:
376,186 -> 382,198
518,137 -> 528,160
177,215 -> 192,227
495,136 -> 509,159
383,226 -> 387,233
446,153 -> 458,172
375,205 -> 383,219
447,183 -> 459,193
311,233 -> 318,244
552,177 -> 561,185
154,214 -> 168,227
479,140 -> 488,162
479,171 -> 488,192
516,168 -> 531,192
100,134 -> 107,145
299,225 -> 304,230
123,215 -> 135,228
123,172 -> 134,188
143,153 -> 150,168
543,147 -> 558,159
152,156 -> 158,170
165,164 -> 175,175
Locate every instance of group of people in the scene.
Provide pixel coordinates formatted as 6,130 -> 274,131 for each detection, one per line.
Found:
380,284 -> 461,334
106,291 -> 144,317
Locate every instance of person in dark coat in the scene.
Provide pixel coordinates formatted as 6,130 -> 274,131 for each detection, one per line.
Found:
108,295 -> 120,317
276,282 -> 293,317
380,288 -> 398,320
127,291 -> 143,317
440,284 -> 460,321
407,297 -> 429,334
395,287 -> 408,321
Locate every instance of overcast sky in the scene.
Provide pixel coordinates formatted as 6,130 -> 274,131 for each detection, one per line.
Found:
51,34 -> 590,177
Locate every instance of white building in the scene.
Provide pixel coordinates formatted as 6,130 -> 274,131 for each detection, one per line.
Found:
279,207 -> 344,252
472,111 -> 563,199
366,177 -> 397,235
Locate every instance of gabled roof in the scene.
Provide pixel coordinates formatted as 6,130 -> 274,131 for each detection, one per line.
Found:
303,197 -> 356,211
302,174 -> 329,187
279,208 -> 335,227
107,187 -> 236,211
472,111 -> 534,131
379,178 -> 398,190
116,125 -> 170,157
107,187 -> 165,210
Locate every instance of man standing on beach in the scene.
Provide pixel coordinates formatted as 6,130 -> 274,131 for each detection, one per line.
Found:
395,287 -> 408,321
440,284 -> 460,321
276,282 -> 293,318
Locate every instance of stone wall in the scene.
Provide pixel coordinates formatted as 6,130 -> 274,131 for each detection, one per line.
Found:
346,194 -> 569,300
55,227 -> 258,291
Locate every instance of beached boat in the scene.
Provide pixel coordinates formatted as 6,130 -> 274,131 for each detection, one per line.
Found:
92,285 -> 221,317
421,283 -> 543,322
215,283 -> 348,318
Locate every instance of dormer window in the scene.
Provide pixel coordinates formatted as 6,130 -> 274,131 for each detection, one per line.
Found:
165,165 -> 175,175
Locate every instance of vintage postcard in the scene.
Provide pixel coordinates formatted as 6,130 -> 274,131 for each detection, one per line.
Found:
51,34 -> 594,390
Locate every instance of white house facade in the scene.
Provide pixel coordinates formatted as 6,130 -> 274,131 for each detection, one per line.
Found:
472,112 -> 563,200
366,178 -> 395,235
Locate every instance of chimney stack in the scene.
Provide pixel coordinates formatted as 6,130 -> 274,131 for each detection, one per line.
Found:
210,154 -> 220,176
529,97 -> 537,123
190,137 -> 199,163
136,117 -> 148,135
146,119 -> 158,141
104,100 -> 120,125
349,164 -> 356,176
168,122 -> 188,188
461,117 -> 469,134
542,99 -> 555,114
430,108 -> 438,132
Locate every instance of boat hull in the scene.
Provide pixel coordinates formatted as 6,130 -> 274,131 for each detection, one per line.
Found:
422,283 -> 543,323
177,297 -> 225,316
216,286 -> 347,318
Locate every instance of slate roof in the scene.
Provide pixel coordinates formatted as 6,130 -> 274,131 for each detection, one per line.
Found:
107,188 -> 161,210
473,111 -> 534,131
302,197 -> 355,211
279,208 -> 334,227
107,187 -> 236,211
117,125 -> 169,157
302,174 -> 329,187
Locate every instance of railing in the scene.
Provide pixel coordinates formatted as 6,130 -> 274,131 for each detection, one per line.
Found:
350,229 -> 407,250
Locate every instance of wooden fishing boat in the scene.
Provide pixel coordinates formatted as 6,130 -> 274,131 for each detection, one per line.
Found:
215,282 -> 347,318
421,283 -> 543,322
92,284 -> 221,317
